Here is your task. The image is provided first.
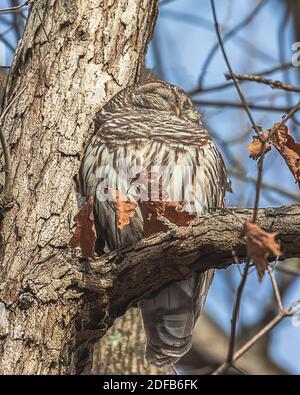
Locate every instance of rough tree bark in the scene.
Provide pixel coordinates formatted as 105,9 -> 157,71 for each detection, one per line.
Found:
92,308 -> 171,375
0,0 -> 158,375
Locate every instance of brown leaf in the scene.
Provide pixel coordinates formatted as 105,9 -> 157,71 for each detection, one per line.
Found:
110,189 -> 137,229
163,203 -> 196,227
247,131 -> 271,160
139,200 -> 196,237
270,123 -> 300,188
138,172 -> 197,236
244,221 -> 280,281
69,196 -> 96,258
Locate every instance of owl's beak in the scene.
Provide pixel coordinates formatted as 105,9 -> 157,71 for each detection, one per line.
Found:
175,106 -> 181,118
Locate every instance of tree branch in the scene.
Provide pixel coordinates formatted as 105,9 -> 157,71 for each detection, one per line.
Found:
226,72 -> 300,93
213,305 -> 294,375
192,99 -> 290,113
70,204 -> 300,326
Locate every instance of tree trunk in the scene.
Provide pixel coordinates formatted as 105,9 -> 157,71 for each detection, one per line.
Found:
0,0 -> 158,375
92,308 -> 170,375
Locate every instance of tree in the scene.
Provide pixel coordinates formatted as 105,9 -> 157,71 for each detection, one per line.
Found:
0,0 -> 158,375
0,0 -> 300,376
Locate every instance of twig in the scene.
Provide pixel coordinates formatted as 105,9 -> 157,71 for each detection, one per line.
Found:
228,168 -> 300,201
275,261 -> 300,276
252,100 -> 300,222
213,306 -> 294,375
212,52 -> 297,381
199,0 -> 268,88
160,0 -> 176,6
208,0 -> 295,373
226,73 -> 300,93
0,0 -> 31,14
252,143 -> 267,222
225,260 -> 251,371
210,0 -> 259,135
192,99 -> 290,113
189,63 -> 293,95
36,7 -> 49,41
210,0 -> 266,371
268,265 -> 284,312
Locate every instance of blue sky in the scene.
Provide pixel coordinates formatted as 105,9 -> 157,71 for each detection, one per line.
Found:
148,0 -> 300,374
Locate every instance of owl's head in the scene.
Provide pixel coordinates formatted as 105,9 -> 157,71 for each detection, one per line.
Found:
130,81 -> 200,124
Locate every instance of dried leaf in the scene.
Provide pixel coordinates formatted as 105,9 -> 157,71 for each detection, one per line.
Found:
270,123 -> 300,188
247,131 -> 271,160
244,221 -> 280,281
139,200 -> 196,237
110,189 -> 137,229
69,196 -> 96,258
133,171 -> 195,235
163,203 -> 196,227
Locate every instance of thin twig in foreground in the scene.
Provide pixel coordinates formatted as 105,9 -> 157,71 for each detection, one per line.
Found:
226,73 -> 300,93
210,0 -> 259,135
268,265 -> 284,312
225,260 -> 250,372
228,168 -> 300,201
275,261 -> 300,277
36,7 -> 49,41
189,62 -> 293,96
213,305 -> 295,375
199,0 -> 268,88
0,0 -> 31,14
210,0 -> 263,372
228,102 -> 300,373
270,100 -> 300,139
252,100 -> 300,223
192,99 -> 290,113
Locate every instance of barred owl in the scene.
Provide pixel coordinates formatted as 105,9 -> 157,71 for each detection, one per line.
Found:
79,73 -> 227,367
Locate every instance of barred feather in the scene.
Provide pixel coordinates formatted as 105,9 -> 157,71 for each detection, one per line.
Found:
79,80 -> 227,366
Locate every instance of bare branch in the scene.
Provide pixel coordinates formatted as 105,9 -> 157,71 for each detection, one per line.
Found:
199,0 -> 269,87
189,63 -> 293,96
0,0 -> 31,14
226,73 -> 300,93
228,168 -> 300,202
268,265 -> 284,313
193,99 -> 290,113
213,306 -> 295,375
210,0 -> 259,135
70,204 -> 300,323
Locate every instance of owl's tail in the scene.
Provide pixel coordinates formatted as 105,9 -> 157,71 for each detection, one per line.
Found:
139,269 -> 214,367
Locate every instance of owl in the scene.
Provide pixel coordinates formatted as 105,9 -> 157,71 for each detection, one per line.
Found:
79,72 -> 227,367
